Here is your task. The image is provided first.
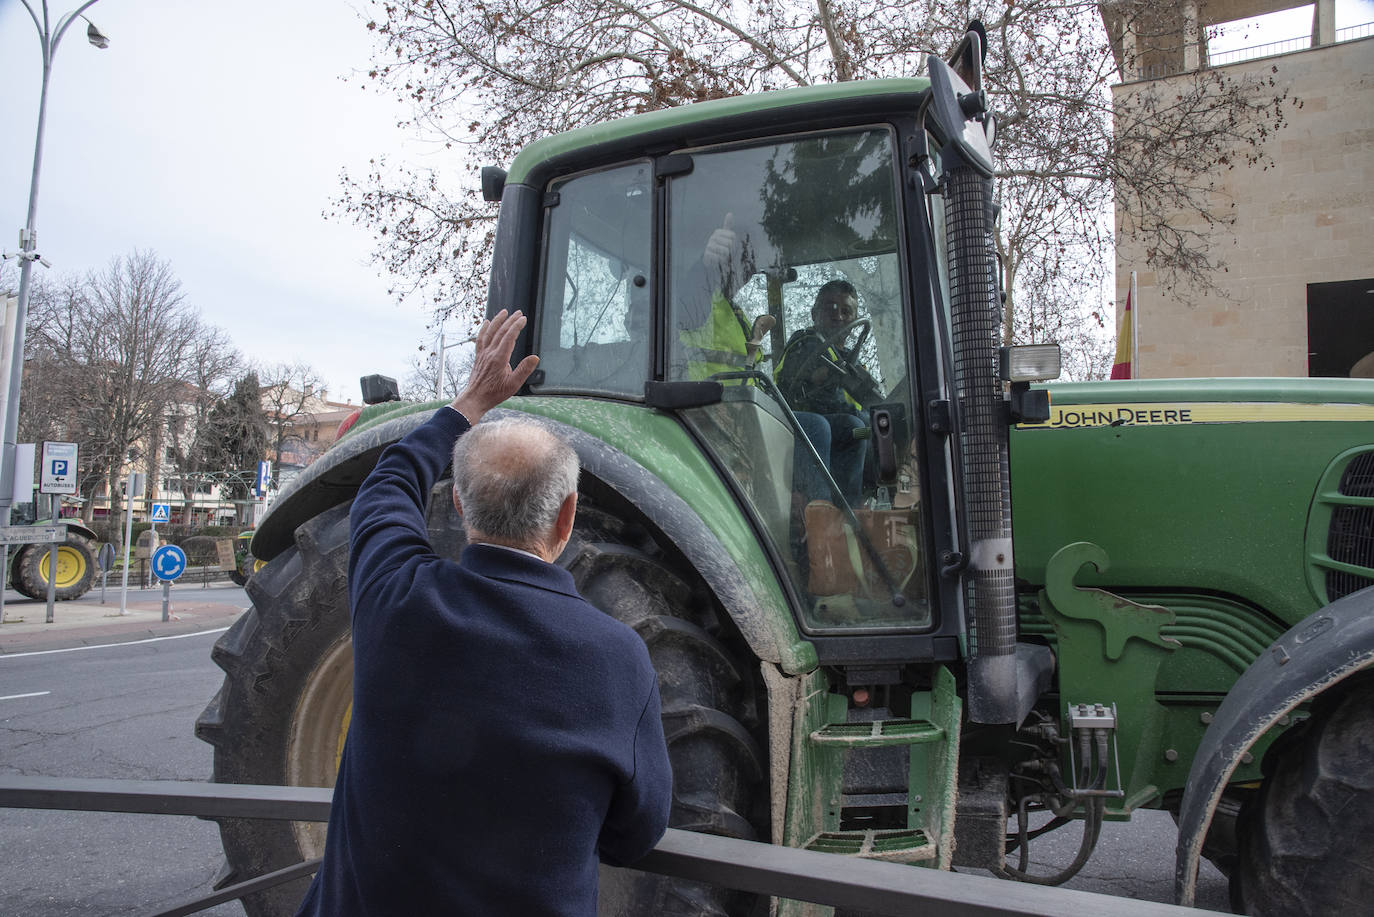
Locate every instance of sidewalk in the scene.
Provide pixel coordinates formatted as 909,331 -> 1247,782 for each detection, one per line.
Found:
0,581 -> 248,655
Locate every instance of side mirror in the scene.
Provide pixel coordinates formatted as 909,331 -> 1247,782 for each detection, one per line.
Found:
924,25 -> 995,177
481,166 -> 507,203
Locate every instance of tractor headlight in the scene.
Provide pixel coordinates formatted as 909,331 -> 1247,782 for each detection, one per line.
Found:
999,344 -> 1062,383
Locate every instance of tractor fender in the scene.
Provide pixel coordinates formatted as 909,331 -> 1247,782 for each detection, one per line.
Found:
61,521 -> 99,544
252,406 -> 815,673
1174,585 -> 1374,906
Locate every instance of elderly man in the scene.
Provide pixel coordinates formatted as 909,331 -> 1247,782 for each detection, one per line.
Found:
296,310 -> 673,916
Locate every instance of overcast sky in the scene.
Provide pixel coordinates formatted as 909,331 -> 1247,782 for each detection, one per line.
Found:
3,1 -> 1371,403
0,0 -> 434,404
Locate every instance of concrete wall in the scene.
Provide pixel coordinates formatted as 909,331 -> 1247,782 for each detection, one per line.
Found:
1111,35 -> 1374,377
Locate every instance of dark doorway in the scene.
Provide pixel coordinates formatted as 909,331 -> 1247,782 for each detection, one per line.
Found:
1309,279 -> 1374,377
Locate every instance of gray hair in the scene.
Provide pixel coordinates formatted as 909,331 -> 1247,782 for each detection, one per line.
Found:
451,418 -> 579,542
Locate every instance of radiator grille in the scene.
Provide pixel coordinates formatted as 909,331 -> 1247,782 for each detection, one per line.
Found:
1338,452 -> 1374,497
1327,505 -> 1374,601
1314,449 -> 1374,603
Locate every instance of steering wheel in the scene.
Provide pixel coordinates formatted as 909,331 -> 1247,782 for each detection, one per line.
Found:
789,318 -> 883,403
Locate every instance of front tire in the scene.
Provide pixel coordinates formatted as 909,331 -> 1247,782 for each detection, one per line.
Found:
13,534 -> 96,600
1232,673 -> 1374,915
195,501 -> 354,915
196,489 -> 767,917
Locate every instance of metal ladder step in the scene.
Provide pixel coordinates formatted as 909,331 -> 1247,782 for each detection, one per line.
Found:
809,718 -> 943,748
803,828 -> 936,863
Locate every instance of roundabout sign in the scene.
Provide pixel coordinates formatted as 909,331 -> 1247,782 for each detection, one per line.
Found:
152,544 -> 187,581
151,544 -> 188,623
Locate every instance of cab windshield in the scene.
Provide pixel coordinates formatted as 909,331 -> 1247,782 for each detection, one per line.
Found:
534,129 -> 930,633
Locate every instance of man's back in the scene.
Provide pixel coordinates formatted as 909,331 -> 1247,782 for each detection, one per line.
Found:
297,314 -> 671,916
303,541 -> 664,915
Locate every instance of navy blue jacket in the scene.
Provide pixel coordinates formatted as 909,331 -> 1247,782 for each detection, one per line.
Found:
296,407 -> 672,916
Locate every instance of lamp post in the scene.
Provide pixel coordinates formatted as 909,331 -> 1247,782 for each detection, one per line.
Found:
0,1 -> 110,526
434,329 -> 475,399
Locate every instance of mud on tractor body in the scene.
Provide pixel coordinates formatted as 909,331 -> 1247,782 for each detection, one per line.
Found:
196,29 -> 1374,917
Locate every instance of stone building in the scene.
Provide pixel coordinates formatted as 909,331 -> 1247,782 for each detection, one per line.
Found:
1103,0 -> 1373,377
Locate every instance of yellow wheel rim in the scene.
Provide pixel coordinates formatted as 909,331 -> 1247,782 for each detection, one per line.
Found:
286,634 -> 354,856
38,545 -> 86,589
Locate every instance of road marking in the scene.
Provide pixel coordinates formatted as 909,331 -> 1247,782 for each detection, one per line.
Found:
0,691 -> 50,701
0,627 -> 231,660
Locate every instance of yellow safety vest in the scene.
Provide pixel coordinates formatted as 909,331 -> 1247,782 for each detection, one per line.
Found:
680,291 -> 754,381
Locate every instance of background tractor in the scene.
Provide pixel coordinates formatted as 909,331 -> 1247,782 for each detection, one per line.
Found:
5,498 -> 98,601
196,28 -> 1374,916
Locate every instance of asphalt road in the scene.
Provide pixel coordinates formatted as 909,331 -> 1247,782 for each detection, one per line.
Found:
0,619 -> 244,916
0,608 -> 1232,915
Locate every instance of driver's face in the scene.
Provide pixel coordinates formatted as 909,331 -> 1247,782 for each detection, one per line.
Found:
813,293 -> 858,334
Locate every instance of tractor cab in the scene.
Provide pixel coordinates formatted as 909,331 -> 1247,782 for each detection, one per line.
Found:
526,125 -> 937,637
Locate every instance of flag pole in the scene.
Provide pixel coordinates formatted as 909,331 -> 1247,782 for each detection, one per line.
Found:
1129,271 -> 1138,378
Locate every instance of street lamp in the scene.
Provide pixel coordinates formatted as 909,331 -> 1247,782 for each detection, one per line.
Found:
0,0 -> 110,526
434,329 -> 475,399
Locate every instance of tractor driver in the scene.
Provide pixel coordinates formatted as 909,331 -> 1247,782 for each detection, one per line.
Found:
775,280 -> 883,505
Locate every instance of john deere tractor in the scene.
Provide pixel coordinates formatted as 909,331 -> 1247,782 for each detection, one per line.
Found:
197,28 -> 1374,916
6,499 -> 98,601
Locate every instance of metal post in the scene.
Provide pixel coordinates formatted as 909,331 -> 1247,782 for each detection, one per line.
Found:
435,329 -> 445,398
43,492 -> 56,622
147,516 -> 156,588
1130,271 -> 1139,379
160,578 -> 170,623
1,544 -> 9,627
118,471 -> 135,616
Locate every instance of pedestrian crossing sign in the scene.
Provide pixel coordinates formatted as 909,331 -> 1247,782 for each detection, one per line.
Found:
151,503 -> 170,523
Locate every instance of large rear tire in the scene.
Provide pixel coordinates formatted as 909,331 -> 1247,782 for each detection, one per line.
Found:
196,489 -> 767,917
13,533 -> 97,600
1232,673 -> 1374,915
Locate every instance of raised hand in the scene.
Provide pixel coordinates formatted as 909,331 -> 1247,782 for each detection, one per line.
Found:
451,309 -> 540,425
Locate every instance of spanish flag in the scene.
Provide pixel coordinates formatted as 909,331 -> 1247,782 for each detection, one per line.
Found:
1110,276 -> 1134,380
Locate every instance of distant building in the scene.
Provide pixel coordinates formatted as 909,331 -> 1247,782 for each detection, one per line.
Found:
1103,0 -> 1373,377
262,386 -> 357,491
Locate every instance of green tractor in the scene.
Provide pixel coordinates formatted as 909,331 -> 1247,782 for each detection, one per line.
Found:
228,529 -> 263,587
196,29 -> 1374,916
5,500 -> 98,601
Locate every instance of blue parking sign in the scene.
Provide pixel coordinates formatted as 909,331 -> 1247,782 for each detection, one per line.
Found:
39,441 -> 78,495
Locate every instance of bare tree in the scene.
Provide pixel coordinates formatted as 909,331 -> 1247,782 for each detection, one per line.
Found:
14,252 -> 230,524
258,360 -> 326,482
164,327 -> 243,519
400,340 -> 476,401
338,0 -> 1292,379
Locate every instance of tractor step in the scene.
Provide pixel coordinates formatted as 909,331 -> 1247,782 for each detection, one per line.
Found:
803,828 -> 936,863
809,718 -> 943,748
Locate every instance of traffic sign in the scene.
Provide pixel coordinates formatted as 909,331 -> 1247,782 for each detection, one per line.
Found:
150,503 -> 171,524
39,442 -> 78,495
151,544 -> 187,582
255,461 -> 272,497
0,524 -> 66,546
